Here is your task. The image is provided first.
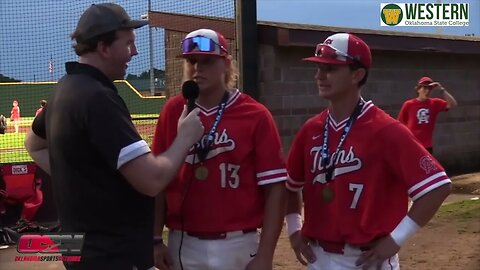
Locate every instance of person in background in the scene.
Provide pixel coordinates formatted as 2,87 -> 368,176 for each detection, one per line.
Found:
35,100 -> 47,117
10,100 -> 20,133
0,114 -> 6,134
398,76 -> 457,154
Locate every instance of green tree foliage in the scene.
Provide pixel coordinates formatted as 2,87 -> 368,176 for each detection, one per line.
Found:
126,68 -> 165,80
0,74 -> 21,82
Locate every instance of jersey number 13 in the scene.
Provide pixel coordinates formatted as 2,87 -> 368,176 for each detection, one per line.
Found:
219,163 -> 240,189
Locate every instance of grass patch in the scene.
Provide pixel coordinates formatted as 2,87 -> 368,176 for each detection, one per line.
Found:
436,199 -> 480,221
0,133 -> 32,163
2,117 -> 34,127
132,114 -> 159,119
0,150 -> 32,163
0,133 -> 26,149
0,114 -> 156,164
139,133 -> 154,146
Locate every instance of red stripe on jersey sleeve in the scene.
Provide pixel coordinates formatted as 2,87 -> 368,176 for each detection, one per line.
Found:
257,169 -> 287,185
286,175 -> 304,191
408,172 -> 451,201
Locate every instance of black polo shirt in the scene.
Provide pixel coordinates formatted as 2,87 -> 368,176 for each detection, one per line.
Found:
32,62 -> 153,270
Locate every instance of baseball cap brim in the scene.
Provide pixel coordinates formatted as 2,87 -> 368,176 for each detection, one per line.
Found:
123,20 -> 148,29
302,56 -> 351,65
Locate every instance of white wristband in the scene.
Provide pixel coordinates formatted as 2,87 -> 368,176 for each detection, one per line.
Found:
390,215 -> 420,247
286,213 -> 302,236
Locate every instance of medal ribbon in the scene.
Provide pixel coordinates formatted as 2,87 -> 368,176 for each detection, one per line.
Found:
197,91 -> 230,161
321,99 -> 364,183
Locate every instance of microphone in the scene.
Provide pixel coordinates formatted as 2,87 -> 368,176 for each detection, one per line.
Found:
182,80 -> 200,113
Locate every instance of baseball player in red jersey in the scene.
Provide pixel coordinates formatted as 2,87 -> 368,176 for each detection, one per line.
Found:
398,76 -> 457,154
10,99 -> 21,133
152,29 -> 287,270
285,33 -> 452,270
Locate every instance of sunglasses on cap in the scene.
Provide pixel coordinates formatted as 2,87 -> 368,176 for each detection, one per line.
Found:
315,44 -> 363,66
181,36 -> 228,54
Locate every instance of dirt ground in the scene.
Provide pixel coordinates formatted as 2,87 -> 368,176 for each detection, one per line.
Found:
273,173 -> 480,270
0,173 -> 478,270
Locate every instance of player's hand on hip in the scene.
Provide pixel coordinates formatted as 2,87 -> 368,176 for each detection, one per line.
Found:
245,255 -> 272,270
289,230 -> 316,265
356,235 -> 400,270
154,243 -> 173,270
177,106 -> 204,146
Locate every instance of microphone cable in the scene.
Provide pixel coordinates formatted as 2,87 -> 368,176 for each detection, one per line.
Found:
178,146 -> 198,270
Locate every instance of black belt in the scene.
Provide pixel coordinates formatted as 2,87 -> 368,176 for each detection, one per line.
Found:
185,228 -> 257,240
309,239 -> 372,254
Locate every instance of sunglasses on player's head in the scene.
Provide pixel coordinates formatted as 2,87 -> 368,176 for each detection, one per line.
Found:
181,36 -> 228,54
315,44 -> 363,66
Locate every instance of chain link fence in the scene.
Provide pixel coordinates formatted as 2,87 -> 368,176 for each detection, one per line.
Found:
0,0 -> 237,163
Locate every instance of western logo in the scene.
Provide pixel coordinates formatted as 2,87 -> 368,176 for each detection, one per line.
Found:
380,3 -> 469,27
381,3 -> 403,26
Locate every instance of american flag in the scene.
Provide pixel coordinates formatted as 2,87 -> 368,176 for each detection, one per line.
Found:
48,56 -> 53,74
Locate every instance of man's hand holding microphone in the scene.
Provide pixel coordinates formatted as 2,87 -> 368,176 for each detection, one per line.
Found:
177,80 -> 203,146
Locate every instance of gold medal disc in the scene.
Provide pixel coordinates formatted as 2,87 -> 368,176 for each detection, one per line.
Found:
195,166 -> 209,180
322,186 -> 335,202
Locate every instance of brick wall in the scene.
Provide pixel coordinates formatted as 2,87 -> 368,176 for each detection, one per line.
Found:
259,44 -> 480,173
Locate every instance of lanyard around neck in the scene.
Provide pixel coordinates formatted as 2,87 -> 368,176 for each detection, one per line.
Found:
321,99 -> 364,183
197,91 -> 230,161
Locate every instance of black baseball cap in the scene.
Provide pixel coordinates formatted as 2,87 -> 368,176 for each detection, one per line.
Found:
73,3 -> 148,42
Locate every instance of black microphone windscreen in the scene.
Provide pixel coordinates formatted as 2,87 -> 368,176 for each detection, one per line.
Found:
182,80 -> 200,100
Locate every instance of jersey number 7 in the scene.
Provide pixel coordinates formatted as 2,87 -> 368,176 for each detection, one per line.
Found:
349,183 -> 364,209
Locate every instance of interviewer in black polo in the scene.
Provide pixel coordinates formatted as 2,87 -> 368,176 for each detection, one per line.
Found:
24,3 -> 203,270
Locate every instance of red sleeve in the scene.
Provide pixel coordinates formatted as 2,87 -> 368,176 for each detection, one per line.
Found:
286,125 -> 307,191
253,110 -> 287,185
151,113 -> 165,155
397,101 -> 409,125
151,98 -> 181,156
433,98 -> 448,113
382,123 -> 451,201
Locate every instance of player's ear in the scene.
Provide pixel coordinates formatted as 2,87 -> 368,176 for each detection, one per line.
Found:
351,68 -> 366,85
96,40 -> 112,58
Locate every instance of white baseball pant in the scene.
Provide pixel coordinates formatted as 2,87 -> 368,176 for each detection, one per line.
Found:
308,244 -> 400,270
167,230 -> 259,270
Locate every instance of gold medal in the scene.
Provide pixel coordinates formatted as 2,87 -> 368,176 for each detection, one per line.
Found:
322,186 -> 334,202
195,166 -> 209,180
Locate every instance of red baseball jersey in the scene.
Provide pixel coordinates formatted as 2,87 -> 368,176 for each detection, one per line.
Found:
35,107 -> 44,117
397,98 -> 448,148
287,100 -> 451,245
152,89 -> 287,232
11,106 -> 20,120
